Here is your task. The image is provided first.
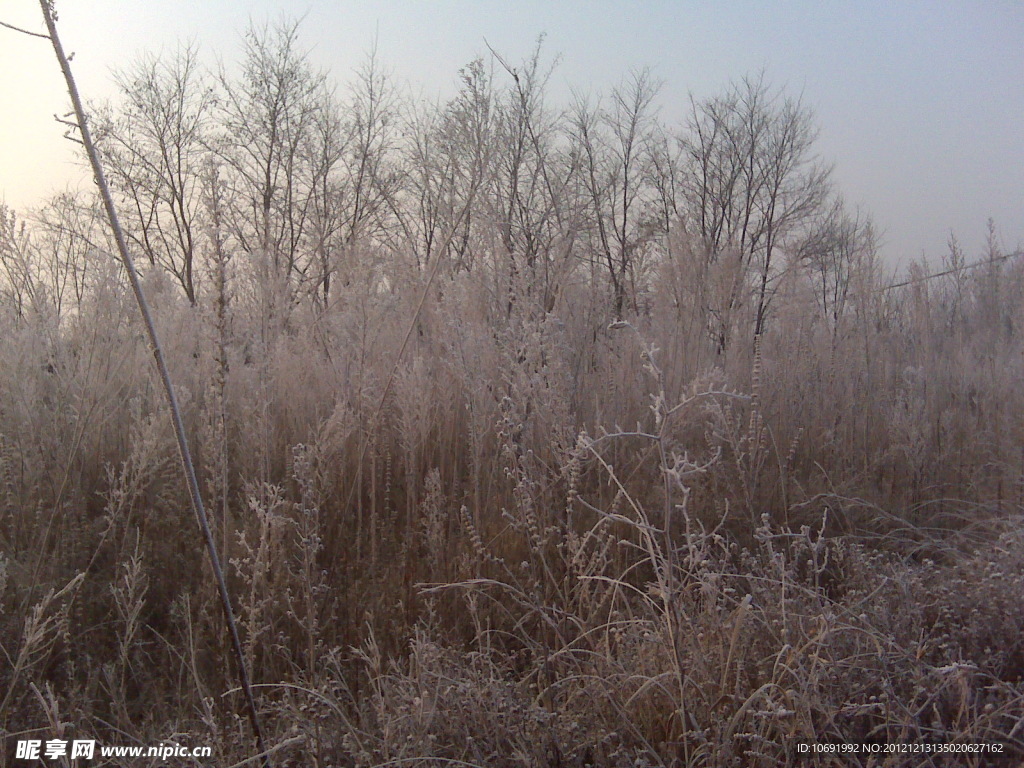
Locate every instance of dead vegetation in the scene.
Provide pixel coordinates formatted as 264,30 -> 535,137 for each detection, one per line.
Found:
1,16 -> 1023,768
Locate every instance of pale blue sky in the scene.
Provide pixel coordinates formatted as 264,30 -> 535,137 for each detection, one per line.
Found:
1,1 -> 1021,266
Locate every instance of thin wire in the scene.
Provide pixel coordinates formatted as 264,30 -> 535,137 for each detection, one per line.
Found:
880,250 -> 1023,292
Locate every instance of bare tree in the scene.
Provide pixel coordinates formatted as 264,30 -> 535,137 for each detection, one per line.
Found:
399,99 -> 455,270
684,74 -> 830,350
302,85 -> 347,305
798,196 -> 877,343
571,68 -> 661,317
488,38 -> 582,315
322,45 -> 402,296
31,192 -> 106,318
0,204 -> 35,320
647,121 -> 686,240
399,57 -> 496,275
215,18 -> 331,305
96,43 -> 214,305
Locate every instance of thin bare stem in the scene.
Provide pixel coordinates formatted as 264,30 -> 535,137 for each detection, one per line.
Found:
37,3 -> 271,764
0,18 -> 50,39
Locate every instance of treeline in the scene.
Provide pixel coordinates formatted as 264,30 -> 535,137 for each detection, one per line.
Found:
4,21 -> 864,345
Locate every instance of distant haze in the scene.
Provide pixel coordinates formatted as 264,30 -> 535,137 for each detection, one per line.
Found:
1,0 -> 1021,268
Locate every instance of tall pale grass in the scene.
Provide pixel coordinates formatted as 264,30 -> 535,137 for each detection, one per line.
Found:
3,228 -> 1024,763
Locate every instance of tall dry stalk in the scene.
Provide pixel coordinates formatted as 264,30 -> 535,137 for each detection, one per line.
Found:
36,3 -> 270,764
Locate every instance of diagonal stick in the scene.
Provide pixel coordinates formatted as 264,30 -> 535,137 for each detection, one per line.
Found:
37,3 -> 271,765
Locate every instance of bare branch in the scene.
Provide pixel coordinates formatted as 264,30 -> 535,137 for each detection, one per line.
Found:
0,18 -> 50,39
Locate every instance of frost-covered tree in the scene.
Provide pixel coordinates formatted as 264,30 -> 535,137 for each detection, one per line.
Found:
684,73 -> 830,350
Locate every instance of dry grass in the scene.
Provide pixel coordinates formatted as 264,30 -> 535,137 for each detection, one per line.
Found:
1,229 -> 1023,767
2,25 -> 1024,765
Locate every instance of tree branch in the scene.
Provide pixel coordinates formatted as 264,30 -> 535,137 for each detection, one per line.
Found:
0,18 -> 50,39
